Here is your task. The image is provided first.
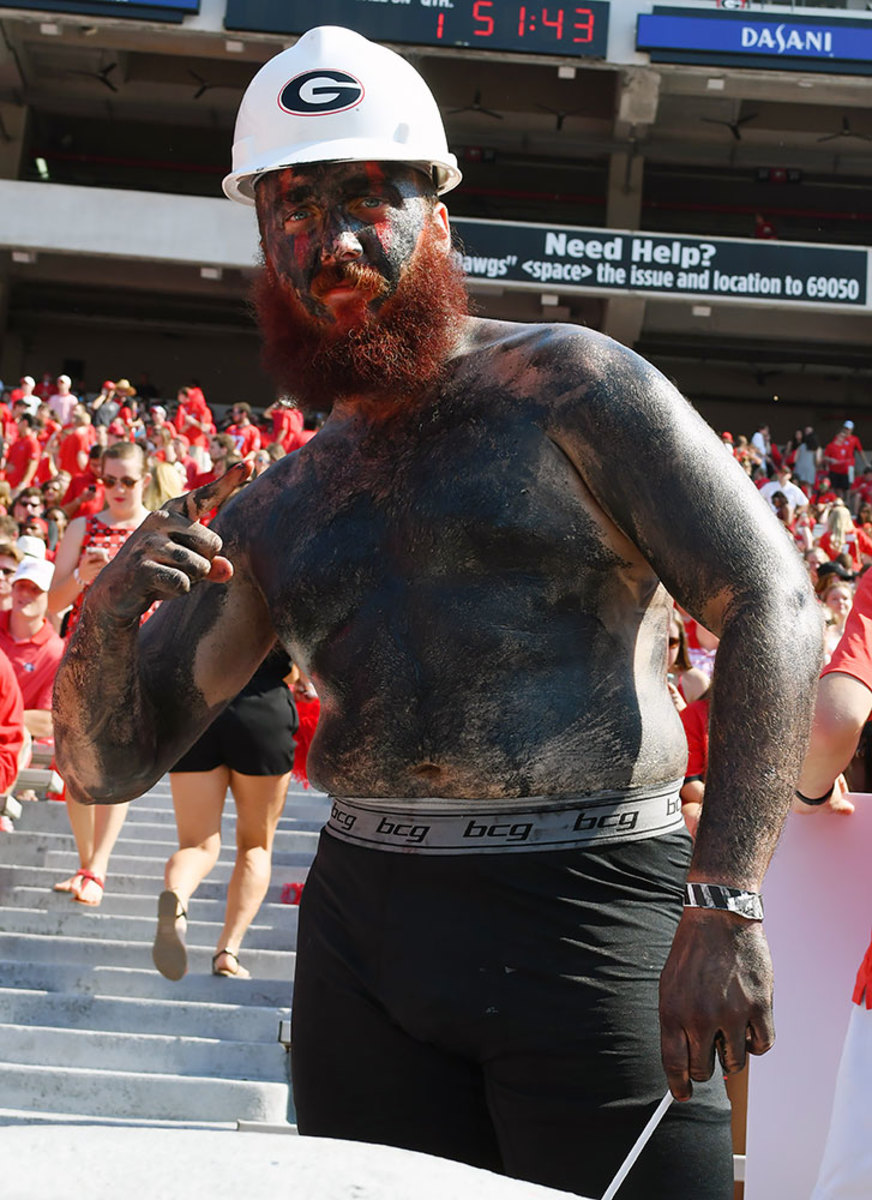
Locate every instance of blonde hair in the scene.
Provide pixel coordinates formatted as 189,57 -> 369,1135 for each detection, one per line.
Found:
826,502 -> 854,554
143,460 -> 184,511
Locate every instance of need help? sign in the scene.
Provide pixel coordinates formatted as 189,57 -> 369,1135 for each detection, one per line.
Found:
452,218 -> 869,309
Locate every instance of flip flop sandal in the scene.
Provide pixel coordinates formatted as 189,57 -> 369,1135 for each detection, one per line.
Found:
212,949 -> 250,980
72,870 -> 105,907
152,890 -> 188,980
53,870 -> 85,894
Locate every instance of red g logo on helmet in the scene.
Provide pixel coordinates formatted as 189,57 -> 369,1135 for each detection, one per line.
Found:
279,70 -> 365,116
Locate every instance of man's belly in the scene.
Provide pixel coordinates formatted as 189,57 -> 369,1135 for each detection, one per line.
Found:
303,671 -> 689,802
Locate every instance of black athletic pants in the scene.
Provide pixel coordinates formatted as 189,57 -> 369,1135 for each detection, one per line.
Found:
291,828 -> 733,1199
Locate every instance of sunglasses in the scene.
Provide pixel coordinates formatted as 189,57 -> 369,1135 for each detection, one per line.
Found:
103,475 -> 141,489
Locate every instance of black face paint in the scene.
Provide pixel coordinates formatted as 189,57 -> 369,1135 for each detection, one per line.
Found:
256,162 -> 435,324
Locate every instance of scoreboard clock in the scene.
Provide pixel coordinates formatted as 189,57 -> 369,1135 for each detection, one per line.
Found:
225,1 -> 610,60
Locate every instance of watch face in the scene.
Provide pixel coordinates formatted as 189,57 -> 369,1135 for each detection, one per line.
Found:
732,892 -> 764,920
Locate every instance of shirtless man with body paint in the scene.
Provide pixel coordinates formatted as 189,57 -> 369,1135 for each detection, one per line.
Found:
54,27 -> 822,1200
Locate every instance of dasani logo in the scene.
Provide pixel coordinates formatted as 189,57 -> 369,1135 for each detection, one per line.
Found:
741,24 -> 833,55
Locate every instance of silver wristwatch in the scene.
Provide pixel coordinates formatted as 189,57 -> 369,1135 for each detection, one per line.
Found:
684,882 -> 764,921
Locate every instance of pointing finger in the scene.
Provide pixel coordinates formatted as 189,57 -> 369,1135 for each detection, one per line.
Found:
164,461 -> 252,524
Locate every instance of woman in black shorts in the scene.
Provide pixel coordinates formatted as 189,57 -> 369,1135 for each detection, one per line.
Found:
151,648 -> 298,980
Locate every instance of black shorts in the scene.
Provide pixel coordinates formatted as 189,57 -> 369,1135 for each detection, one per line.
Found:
830,470 -> 851,490
171,684 -> 298,776
291,828 -> 732,1199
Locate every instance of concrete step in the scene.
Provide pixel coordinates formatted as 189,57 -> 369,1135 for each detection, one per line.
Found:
0,1062 -> 291,1124
0,865 -> 310,901
0,989 -> 288,1042
6,887 -> 302,925
0,828 -> 321,866
0,906 -> 298,950
15,767 -> 52,794
36,850 -> 316,879
17,805 -> 329,835
1,960 -> 294,1005
0,1023 -> 289,1081
0,932 -> 294,980
1,768 -> 315,1126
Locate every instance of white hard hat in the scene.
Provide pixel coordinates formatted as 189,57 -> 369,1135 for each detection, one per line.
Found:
223,25 -> 461,206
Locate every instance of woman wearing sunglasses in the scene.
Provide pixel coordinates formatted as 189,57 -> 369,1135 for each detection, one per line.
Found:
666,607 -> 709,712
47,441 -> 152,906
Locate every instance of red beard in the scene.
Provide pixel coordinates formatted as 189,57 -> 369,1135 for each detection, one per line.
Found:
251,227 -> 468,415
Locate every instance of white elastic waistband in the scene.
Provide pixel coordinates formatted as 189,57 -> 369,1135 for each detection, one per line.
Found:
325,781 -> 685,855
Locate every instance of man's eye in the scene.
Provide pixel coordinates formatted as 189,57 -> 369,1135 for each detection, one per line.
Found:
359,197 -> 387,210
283,209 -> 311,224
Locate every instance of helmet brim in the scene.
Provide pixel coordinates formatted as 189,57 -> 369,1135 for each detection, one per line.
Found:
223,145 -> 462,205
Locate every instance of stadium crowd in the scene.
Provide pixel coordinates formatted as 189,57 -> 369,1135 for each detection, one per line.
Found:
0,372 -> 321,967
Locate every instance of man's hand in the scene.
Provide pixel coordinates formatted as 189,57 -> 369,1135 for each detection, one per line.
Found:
92,462 -> 251,622
660,908 -> 774,1101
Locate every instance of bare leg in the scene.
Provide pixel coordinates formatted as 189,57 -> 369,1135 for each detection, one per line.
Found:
212,770 -> 290,976
153,767 -> 228,979
165,767 -> 229,907
54,797 -> 96,892
76,801 -> 130,904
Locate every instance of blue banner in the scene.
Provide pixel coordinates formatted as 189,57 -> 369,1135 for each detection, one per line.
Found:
637,9 -> 872,71
1,0 -> 199,15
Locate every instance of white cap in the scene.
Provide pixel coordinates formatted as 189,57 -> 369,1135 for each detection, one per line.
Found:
17,536 -> 47,560
223,26 -> 461,204
20,376 -> 35,388
844,420 -> 855,430
13,557 -> 54,592
57,374 -> 72,386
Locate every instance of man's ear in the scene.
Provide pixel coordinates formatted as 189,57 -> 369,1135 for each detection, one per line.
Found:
431,201 -> 452,249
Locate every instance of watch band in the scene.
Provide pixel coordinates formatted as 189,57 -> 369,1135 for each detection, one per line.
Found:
684,882 -> 764,921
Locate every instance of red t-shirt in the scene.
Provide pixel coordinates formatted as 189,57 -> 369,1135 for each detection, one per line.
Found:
851,479 -> 872,506
825,436 -> 862,470
819,527 -> 872,572
0,611 -> 65,712
679,697 -> 710,781
62,473 -> 105,518
59,427 -> 94,476
175,403 -> 215,448
821,568 -> 872,1007
226,423 -> 261,457
267,407 -> 304,452
813,489 -> 838,505
0,648 -> 25,793
4,434 -> 40,489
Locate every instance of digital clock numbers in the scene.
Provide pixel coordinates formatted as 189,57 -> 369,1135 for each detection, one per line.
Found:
434,3 -> 600,49
224,1 -> 610,61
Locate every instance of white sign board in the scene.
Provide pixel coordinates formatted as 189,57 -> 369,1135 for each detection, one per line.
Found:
745,794 -> 872,1198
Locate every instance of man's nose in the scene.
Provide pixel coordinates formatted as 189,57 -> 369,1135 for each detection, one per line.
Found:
321,221 -> 363,264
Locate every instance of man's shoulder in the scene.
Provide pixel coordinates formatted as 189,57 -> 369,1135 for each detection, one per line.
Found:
463,315 -> 623,363
458,317 -> 655,408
